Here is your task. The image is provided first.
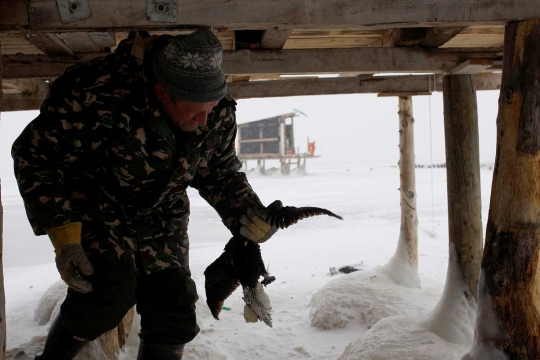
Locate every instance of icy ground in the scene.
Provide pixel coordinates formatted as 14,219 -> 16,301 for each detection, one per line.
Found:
1,91 -> 499,360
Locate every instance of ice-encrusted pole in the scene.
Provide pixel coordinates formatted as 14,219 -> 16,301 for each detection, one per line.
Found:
463,19 -> 540,360
383,96 -> 421,288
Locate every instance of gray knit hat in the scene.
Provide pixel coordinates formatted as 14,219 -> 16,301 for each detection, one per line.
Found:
153,29 -> 227,103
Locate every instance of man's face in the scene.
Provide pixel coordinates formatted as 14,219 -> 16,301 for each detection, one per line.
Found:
155,83 -> 219,132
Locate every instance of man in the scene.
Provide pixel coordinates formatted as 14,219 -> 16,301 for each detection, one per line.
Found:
12,30 -> 277,360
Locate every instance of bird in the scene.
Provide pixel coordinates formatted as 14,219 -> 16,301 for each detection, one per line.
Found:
204,200 -> 343,322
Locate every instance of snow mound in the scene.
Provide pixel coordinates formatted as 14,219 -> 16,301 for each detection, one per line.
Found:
421,244 -> 477,346
338,315 -> 469,360
34,280 -> 68,325
381,234 -> 422,288
309,268 -> 439,329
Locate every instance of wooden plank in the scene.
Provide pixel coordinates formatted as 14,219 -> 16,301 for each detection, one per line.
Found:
55,33 -> 102,53
1,91 -> 46,111
227,74 -> 501,99
261,29 -> 291,49
446,59 -> 494,75
87,32 -> 116,48
3,48 -> 502,78
25,33 -> 74,56
3,0 -> 540,32
2,78 -> 48,94
378,91 -> 432,97
1,35 -> 45,55
420,27 -> 467,47
373,28 -> 426,47
283,37 -> 378,49
222,47 -> 501,76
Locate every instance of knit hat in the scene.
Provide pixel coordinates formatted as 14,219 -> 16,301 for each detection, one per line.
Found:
153,29 -> 227,103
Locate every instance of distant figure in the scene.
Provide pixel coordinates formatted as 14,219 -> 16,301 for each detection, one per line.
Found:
308,141 -> 316,156
12,30 -> 279,360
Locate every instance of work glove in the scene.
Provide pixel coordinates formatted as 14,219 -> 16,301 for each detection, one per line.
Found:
239,200 -> 281,243
46,222 -> 94,293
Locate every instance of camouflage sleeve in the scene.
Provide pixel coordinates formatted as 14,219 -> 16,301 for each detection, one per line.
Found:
191,105 -> 263,235
12,75 -> 87,235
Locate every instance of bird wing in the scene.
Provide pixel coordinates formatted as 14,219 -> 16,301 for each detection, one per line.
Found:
267,205 -> 343,229
204,251 -> 240,320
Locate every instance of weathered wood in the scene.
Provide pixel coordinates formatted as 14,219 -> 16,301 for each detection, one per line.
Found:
86,32 -> 116,48
1,73 -> 501,110
421,27 -> 468,48
25,33 -> 74,56
398,96 -> 419,271
261,29 -> 291,49
3,0 -> 540,32
226,73 -> 501,99
443,75 -> 483,301
55,33 -> 101,53
378,91 -> 432,97
0,36 -> 7,360
374,28 -> 426,47
2,91 -> 46,111
471,19 -> 540,359
3,48 -> 502,78
446,59 -> 494,75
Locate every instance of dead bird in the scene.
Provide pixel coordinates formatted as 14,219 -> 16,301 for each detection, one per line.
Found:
204,200 -> 343,324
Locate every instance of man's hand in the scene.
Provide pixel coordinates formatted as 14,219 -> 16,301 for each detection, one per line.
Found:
55,243 -> 94,293
239,201 -> 281,243
46,222 -> 94,293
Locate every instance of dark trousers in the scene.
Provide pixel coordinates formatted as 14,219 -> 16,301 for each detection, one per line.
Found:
59,263 -> 200,345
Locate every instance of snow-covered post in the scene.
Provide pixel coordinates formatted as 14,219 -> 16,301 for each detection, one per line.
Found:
443,74 -> 483,301
383,96 -> 421,288
0,36 -> 7,359
421,74 -> 482,346
463,19 -> 540,360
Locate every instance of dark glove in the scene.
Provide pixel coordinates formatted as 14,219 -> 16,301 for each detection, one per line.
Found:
46,222 -> 94,293
239,201 -> 281,243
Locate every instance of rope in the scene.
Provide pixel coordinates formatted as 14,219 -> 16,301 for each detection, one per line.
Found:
428,75 -> 436,237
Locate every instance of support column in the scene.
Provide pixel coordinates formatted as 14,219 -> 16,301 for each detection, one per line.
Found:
397,96 -> 419,271
464,19 -> 540,359
0,36 -> 7,360
383,96 -> 420,288
443,75 -> 483,301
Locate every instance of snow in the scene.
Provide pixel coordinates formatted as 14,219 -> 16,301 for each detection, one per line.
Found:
421,244 -> 477,345
461,271 -> 508,360
381,233 -> 422,288
1,91 -> 501,359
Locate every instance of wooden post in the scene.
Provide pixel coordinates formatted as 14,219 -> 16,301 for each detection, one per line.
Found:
398,96 -> 419,271
464,19 -> 540,359
443,75 -> 483,301
383,96 -> 420,288
0,36 -> 7,359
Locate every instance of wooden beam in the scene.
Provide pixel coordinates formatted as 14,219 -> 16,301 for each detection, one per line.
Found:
377,91 -> 432,97
228,73 -> 501,99
3,48 -> 502,79
468,19 -> 540,360
1,91 -> 45,112
421,27 -> 468,48
25,33 -> 74,56
446,59 -> 494,75
260,29 -> 291,49
374,28 -> 426,47
2,0 -> 540,32
2,78 -> 48,94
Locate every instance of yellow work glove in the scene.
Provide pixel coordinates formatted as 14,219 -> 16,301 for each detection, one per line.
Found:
46,222 -> 94,293
239,202 -> 280,243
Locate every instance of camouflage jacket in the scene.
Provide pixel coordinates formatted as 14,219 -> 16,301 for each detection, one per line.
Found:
12,32 -> 262,274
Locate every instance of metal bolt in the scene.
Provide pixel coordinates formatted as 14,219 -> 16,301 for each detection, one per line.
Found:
156,3 -> 166,12
69,2 -> 79,11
